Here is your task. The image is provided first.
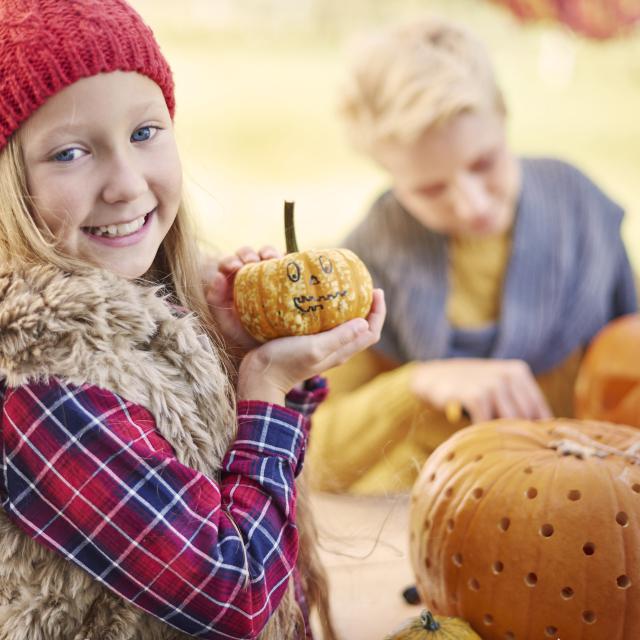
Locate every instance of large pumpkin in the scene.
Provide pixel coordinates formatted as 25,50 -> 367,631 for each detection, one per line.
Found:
409,418 -> 640,640
234,201 -> 373,342
574,314 -> 640,427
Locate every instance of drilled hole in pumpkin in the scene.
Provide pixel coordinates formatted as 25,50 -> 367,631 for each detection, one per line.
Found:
545,626 -> 558,637
561,586 -> 574,599
483,614 -> 494,625
525,572 -> 538,587
445,487 -> 454,498
472,487 -> 484,499
446,518 -> 455,532
492,561 -> 504,574
425,558 -> 431,570
526,487 -> 538,499
617,575 -> 631,589
568,489 -> 581,501
632,483 -> 640,493
583,542 -> 596,556
523,466 -> 533,474
452,553 -> 463,567
582,610 -> 596,624
616,512 -> 629,526
504,633 -> 515,640
446,451 -> 455,461
540,523 -> 554,537
429,472 -> 436,482
474,454 -> 483,462
468,578 -> 480,591
499,517 -> 511,532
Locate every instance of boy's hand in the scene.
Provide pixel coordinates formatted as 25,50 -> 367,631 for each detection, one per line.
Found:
410,358 -> 553,424
238,289 -> 386,405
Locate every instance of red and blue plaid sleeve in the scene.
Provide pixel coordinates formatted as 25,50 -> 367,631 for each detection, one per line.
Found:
0,379 -> 308,639
284,376 -> 328,418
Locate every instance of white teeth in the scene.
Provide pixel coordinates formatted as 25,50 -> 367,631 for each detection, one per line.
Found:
89,214 -> 147,237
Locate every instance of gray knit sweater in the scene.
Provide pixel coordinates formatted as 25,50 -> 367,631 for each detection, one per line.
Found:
344,157 -> 638,374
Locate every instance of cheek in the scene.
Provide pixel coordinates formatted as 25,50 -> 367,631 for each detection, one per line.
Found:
401,192 -> 449,228
154,147 -> 183,209
28,172 -> 86,233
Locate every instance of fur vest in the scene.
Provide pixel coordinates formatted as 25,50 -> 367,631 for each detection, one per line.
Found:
0,264 -> 320,640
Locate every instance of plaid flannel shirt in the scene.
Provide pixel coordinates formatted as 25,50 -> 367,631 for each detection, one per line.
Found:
0,376 -> 327,639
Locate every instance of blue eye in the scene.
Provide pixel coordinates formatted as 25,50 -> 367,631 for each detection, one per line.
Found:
131,126 -> 157,142
53,148 -> 84,162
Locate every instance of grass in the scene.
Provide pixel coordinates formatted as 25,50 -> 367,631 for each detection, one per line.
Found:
131,0 -> 640,270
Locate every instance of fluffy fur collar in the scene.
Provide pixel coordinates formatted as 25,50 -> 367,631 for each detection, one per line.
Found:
0,264 -> 301,640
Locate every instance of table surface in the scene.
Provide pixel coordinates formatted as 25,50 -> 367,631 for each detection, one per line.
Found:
309,491 -> 423,639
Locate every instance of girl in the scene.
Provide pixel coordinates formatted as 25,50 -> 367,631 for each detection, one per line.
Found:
0,1 -> 385,639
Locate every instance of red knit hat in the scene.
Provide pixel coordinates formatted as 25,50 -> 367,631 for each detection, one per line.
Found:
0,0 -> 175,150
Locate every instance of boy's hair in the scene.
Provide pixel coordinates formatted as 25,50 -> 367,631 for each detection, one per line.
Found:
338,17 -> 506,159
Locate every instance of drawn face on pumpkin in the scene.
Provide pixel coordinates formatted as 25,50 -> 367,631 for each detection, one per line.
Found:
285,253 -> 349,314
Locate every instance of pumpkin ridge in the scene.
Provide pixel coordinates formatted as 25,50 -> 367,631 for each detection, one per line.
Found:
419,434 -> 525,619
456,446 -> 535,626
605,461 -> 629,639
258,261 -> 280,340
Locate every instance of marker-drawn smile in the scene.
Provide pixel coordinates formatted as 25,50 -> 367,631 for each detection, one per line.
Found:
293,290 -> 348,313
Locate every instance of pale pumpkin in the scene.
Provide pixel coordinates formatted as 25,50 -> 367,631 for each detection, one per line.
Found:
410,418 -> 640,640
574,314 -> 640,427
234,201 -> 373,342
385,610 -> 481,639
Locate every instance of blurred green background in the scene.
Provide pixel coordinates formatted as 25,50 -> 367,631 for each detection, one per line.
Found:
131,0 -> 640,270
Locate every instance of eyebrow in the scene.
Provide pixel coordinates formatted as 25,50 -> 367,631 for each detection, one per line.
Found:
33,100 -> 166,141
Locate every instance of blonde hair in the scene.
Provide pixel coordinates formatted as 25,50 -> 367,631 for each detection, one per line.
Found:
338,17 -> 506,159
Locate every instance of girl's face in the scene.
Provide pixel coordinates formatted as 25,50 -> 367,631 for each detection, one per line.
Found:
381,109 -> 521,238
21,71 -> 182,278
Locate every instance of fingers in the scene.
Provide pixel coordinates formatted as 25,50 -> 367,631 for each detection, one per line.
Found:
366,289 -> 386,337
217,245 -> 279,275
205,272 -> 230,307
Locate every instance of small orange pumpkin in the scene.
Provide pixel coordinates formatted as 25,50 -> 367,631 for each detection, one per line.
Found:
233,201 -> 373,342
574,314 -> 640,427
409,418 -> 640,640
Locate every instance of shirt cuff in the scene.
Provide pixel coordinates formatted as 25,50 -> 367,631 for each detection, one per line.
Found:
285,376 -> 328,417
236,400 -> 308,471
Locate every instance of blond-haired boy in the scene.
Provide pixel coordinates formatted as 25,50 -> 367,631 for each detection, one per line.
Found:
307,17 -> 638,494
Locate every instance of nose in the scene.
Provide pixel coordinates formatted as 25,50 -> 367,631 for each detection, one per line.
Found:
101,150 -> 148,204
451,174 -> 491,223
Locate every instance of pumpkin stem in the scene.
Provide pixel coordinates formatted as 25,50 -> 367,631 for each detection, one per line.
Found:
548,426 -> 640,463
284,200 -> 298,254
420,610 -> 440,631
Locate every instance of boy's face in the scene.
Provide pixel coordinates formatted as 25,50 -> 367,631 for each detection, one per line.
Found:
20,71 -> 182,278
380,109 -> 520,238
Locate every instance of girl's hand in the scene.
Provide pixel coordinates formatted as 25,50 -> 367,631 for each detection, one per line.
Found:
410,358 -> 553,424
204,245 -> 281,355
237,289 -> 386,405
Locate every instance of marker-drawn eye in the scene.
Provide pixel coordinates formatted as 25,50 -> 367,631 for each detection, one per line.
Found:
287,261 -> 301,282
319,255 -> 333,274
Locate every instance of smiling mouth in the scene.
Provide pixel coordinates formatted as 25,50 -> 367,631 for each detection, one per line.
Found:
83,208 -> 155,238
293,290 -> 348,313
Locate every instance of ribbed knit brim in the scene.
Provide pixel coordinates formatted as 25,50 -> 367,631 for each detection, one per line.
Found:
0,0 -> 175,149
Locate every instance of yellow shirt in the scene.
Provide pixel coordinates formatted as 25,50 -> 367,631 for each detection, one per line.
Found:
306,231 -> 583,495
